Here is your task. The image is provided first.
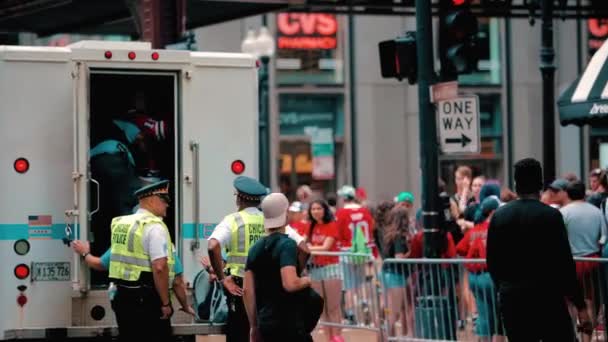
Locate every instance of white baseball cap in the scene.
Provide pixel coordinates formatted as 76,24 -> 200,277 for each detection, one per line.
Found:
261,193 -> 289,229
288,201 -> 303,212
337,185 -> 356,199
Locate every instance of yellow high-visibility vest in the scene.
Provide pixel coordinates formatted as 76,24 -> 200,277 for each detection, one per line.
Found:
109,212 -> 175,282
224,209 -> 264,277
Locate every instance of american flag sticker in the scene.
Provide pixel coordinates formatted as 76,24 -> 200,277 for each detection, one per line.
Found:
28,215 -> 52,239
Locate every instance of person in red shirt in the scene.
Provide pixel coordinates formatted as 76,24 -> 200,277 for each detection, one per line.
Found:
335,185 -> 376,324
408,226 -> 458,340
303,200 -> 344,342
456,196 -> 504,342
335,185 -> 376,254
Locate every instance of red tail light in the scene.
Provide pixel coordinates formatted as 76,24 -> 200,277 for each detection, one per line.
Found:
14,264 -> 30,280
151,52 -> 159,60
17,294 -> 27,307
128,51 -> 136,60
104,51 -> 112,59
14,158 -> 29,174
231,160 -> 246,175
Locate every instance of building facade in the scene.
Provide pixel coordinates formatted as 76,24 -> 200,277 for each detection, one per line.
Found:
192,13 -> 592,204
18,12 -> 586,204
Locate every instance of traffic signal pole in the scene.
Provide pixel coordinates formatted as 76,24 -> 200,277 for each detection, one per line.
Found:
415,0 -> 441,258
540,0 -> 556,185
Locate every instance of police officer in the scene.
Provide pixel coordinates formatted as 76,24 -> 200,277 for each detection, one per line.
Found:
109,180 -> 175,342
208,176 -> 268,342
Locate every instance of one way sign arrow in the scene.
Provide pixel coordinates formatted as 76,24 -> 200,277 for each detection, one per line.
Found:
445,134 -> 472,148
437,95 -> 480,154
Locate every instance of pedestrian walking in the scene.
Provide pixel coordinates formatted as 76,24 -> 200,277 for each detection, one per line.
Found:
243,193 -> 316,342
381,205 -> 411,337
207,176 -> 307,342
456,196 -> 504,342
561,180 -> 607,342
487,158 -> 591,341
108,180 -> 175,342
304,199 -> 345,342
335,185 -> 376,324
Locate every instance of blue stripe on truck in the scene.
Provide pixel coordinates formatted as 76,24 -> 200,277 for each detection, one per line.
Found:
0,223 -> 215,240
182,223 -> 217,240
0,224 -> 78,240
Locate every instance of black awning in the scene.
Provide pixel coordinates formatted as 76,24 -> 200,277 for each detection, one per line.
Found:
0,0 -> 289,37
559,39 -> 608,126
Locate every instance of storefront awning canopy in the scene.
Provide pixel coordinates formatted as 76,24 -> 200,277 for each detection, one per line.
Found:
559,39 -> 608,126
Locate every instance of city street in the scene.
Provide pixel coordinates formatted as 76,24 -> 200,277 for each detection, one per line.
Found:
3,1 -> 608,341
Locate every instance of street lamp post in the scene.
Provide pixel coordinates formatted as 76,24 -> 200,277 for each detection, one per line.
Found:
242,27 -> 275,187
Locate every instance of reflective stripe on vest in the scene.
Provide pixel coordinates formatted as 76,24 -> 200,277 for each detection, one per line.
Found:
224,210 -> 264,278
233,213 -> 247,254
225,255 -> 247,265
109,212 -> 175,282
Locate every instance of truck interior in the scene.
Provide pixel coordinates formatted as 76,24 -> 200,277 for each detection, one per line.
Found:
88,71 -> 177,286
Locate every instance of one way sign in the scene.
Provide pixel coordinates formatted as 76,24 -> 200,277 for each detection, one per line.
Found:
437,95 -> 480,154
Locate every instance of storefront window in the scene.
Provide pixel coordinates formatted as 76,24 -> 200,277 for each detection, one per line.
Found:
278,94 -> 345,199
275,13 -> 345,85
458,18 -> 502,86
589,127 -> 608,169
440,93 -> 504,192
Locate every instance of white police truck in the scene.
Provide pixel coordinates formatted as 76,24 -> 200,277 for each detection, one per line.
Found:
0,40 -> 259,340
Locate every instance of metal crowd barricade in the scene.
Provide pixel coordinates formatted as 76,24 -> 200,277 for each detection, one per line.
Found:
381,257 -> 608,342
309,251 -> 383,339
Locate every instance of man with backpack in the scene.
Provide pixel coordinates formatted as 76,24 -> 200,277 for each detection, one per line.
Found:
244,193 -> 321,342
335,185 -> 375,324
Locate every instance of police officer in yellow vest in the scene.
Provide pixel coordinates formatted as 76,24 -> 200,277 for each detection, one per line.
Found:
109,180 -> 175,342
207,176 -> 268,342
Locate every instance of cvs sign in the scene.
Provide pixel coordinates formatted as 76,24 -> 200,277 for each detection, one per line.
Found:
277,13 -> 338,50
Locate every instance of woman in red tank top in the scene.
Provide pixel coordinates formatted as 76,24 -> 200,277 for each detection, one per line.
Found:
303,200 -> 344,342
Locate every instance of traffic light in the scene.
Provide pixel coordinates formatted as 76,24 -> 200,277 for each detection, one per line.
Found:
440,0 -> 479,80
378,31 -> 417,84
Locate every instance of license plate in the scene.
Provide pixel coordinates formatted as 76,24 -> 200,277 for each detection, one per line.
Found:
32,262 -> 70,281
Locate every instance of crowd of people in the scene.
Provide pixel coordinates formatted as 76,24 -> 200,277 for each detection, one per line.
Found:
68,156 -> 608,342
271,161 -> 608,341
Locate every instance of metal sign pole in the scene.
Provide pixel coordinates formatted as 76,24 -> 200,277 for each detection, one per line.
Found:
416,0 -> 441,258
541,0 -> 556,185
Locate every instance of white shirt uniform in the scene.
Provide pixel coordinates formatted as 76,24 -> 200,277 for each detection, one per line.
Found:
209,207 -> 305,246
137,208 -> 169,261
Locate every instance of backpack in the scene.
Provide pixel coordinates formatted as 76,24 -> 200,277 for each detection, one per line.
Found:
348,224 -> 371,264
192,269 -> 228,324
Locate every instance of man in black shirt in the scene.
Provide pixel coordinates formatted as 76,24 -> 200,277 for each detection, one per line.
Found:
487,158 -> 590,341
243,193 -> 315,342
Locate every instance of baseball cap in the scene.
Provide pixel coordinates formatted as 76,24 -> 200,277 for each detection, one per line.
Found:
548,178 -> 569,191
288,201 -> 303,212
480,196 -> 500,216
395,191 -> 414,204
337,185 -> 356,199
261,193 -> 289,229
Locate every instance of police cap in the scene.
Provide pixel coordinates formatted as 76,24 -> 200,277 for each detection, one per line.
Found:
233,176 -> 268,201
134,180 -> 170,200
